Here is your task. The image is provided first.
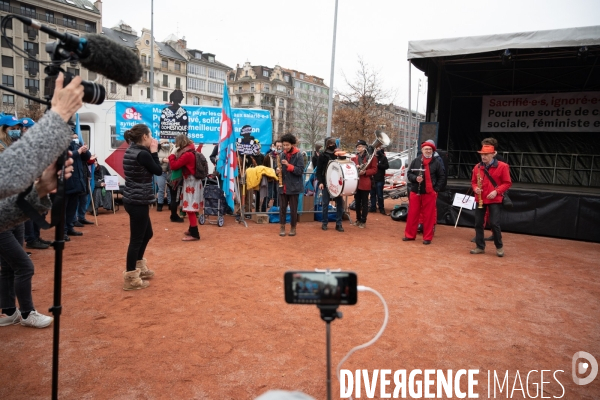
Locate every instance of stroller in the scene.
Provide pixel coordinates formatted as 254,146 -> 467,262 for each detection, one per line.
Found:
199,175 -> 226,227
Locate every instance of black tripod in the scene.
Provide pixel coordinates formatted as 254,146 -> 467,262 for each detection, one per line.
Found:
318,305 -> 343,400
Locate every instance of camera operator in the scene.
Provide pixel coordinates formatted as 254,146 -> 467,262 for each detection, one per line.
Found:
0,73 -> 82,232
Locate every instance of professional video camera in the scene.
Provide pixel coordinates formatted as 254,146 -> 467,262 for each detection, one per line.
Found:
0,14 -> 142,106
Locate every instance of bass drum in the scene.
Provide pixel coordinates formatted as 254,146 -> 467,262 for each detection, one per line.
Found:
326,159 -> 358,198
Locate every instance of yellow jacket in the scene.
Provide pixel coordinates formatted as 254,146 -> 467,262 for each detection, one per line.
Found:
245,166 -> 278,190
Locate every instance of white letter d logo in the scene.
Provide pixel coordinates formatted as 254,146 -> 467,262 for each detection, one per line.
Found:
572,351 -> 598,385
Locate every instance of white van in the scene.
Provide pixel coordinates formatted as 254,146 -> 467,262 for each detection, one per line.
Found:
384,152 -> 409,186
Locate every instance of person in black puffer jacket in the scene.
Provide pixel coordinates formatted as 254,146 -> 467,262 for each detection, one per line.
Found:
369,147 -> 389,215
121,124 -> 162,291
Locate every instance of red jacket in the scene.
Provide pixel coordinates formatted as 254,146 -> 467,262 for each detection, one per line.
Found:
168,144 -> 196,178
471,159 -> 512,204
352,151 -> 378,191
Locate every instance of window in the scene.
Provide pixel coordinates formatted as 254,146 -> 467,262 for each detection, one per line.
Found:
284,75 -> 289,82
278,110 -> 284,119
110,126 -> 124,149
207,81 -> 223,94
163,91 -> 168,101
141,54 -> 147,65
2,56 -> 13,68
2,94 -> 14,104
250,83 -> 255,92
145,39 -> 150,45
277,84 -> 286,92
1,36 -> 11,48
21,5 -> 35,17
161,59 -> 168,69
175,62 -> 180,72
212,100 -> 219,106
299,74 -> 304,79
162,74 -> 168,86
0,15 -> 12,29
146,88 -> 151,99
292,72 -> 296,77
264,84 -> 270,92
88,71 -> 97,81
84,21 -> 96,33
279,98 -> 284,107
45,11 -> 55,23
63,15 -> 77,28
208,68 -> 225,80
25,78 -> 39,89
2,75 -> 14,87
175,77 -> 181,89
263,70 -> 269,77
67,67 -> 79,76
126,85 -> 132,96
110,82 -> 117,94
208,55 -> 214,63
193,97 -> 199,105
188,64 -> 206,76
23,41 -> 39,56
0,1 -> 10,12
187,77 -> 205,91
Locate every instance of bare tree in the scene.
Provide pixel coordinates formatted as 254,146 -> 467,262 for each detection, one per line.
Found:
333,57 -> 395,149
295,94 -> 327,150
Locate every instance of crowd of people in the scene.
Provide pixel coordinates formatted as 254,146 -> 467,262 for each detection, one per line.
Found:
0,74 -> 513,318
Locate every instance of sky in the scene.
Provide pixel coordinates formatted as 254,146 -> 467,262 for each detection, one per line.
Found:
101,0 -> 600,114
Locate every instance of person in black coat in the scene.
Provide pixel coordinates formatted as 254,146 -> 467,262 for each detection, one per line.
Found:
369,147 -> 389,214
316,138 -> 345,232
64,133 -> 91,239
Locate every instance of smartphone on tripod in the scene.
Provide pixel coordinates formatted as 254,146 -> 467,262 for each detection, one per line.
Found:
284,271 -> 357,305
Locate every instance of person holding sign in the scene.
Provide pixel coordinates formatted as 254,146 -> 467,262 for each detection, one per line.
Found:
470,144 -> 512,257
122,124 -> 162,290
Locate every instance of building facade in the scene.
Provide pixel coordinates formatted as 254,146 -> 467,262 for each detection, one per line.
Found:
0,0 -> 102,116
182,46 -> 230,107
284,68 -> 329,152
228,62 -> 293,141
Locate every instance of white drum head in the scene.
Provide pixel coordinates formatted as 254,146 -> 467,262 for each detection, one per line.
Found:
326,160 -> 358,197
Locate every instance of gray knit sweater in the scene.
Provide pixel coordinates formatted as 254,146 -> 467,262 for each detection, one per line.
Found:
0,110 -> 72,232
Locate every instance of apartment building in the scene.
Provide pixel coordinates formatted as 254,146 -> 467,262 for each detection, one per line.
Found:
0,0 -> 101,115
228,62 -> 293,141
100,21 -> 138,101
382,104 -> 425,152
179,44 -> 230,107
284,68 -> 329,151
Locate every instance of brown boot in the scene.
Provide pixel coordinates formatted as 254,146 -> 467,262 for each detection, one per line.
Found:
123,269 -> 150,291
288,226 -> 297,236
279,225 -> 286,237
136,258 -> 155,279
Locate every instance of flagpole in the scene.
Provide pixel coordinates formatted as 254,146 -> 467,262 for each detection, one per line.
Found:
325,0 -> 339,139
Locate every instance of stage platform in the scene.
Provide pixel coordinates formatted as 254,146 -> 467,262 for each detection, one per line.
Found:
436,180 -> 600,243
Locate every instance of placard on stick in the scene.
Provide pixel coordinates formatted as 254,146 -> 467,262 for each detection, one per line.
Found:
104,176 -> 119,191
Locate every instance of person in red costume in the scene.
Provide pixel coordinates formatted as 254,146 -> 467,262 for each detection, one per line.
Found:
470,144 -> 512,257
403,141 -> 446,244
168,135 -> 203,241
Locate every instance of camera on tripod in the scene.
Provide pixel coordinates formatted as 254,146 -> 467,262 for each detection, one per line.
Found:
44,41 -> 105,105
284,270 -> 357,305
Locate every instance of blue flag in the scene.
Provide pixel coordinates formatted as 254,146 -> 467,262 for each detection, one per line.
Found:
216,81 -> 238,211
75,113 -> 84,145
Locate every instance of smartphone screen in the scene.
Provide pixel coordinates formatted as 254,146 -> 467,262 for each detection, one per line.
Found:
284,271 -> 357,305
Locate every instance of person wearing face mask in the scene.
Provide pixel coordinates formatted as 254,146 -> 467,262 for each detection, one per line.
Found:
402,141 -> 446,245
0,116 -> 22,150
316,138 -> 345,232
369,146 -> 389,215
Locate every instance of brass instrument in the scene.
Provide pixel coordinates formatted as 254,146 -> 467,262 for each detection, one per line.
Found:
276,152 -> 283,187
477,170 -> 483,208
359,130 -> 391,173
416,163 -> 424,196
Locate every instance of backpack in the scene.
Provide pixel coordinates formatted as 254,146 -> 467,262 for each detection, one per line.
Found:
193,151 -> 209,180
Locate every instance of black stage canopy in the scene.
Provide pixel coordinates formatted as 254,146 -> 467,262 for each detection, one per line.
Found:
408,26 -> 600,241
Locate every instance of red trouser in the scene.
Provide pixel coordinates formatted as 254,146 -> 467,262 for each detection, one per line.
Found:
418,192 -> 438,224
405,191 -> 437,241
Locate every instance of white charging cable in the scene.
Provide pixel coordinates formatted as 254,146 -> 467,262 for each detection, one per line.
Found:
335,285 -> 389,397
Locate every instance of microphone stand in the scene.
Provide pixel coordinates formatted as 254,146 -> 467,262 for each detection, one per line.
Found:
317,305 -> 342,400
